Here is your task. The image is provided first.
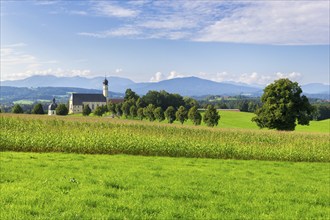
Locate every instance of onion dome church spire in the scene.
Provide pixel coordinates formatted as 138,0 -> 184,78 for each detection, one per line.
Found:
103,76 -> 109,99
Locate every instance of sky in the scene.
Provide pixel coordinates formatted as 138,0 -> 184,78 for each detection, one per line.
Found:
1,0 -> 329,85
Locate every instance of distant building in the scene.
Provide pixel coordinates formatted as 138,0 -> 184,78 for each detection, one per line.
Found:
68,78 -> 123,114
48,98 -> 58,115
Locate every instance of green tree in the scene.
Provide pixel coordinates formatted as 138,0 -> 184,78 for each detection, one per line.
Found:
203,105 -> 220,127
12,104 -> 23,114
252,78 -> 313,131
130,105 -> 137,118
107,102 -> 116,115
137,107 -> 144,120
124,88 -> 140,102
93,106 -> 104,117
115,103 -> 123,117
175,106 -> 188,124
143,104 -> 155,121
136,97 -> 145,108
82,105 -> 92,116
188,106 -> 202,125
153,107 -> 165,122
121,102 -> 131,118
164,106 -> 176,124
56,104 -> 68,116
32,103 -> 44,114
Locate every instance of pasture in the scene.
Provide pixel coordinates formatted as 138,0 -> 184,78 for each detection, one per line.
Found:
1,152 -> 329,219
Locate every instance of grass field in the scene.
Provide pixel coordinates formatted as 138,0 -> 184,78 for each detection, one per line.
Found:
1,114 -> 329,162
1,152 -> 329,219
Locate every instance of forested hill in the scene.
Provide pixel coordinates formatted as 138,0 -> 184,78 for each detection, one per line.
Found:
0,86 -> 123,104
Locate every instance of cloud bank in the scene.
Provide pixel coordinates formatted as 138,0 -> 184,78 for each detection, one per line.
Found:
75,1 -> 329,45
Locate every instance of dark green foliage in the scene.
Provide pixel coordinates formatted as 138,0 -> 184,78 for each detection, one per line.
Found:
12,104 -> 23,114
130,105 -> 137,118
115,103 -> 123,116
135,98 -> 145,108
56,104 -> 68,116
188,106 -> 202,125
143,104 -> 155,121
184,97 -> 198,109
32,103 -> 44,114
82,105 -> 92,116
203,105 -> 220,127
107,102 -> 116,115
153,107 -> 165,122
312,104 -> 330,120
137,107 -> 144,120
93,106 -> 104,117
252,79 -> 313,131
142,90 -> 185,110
121,102 -> 131,118
164,106 -> 176,124
176,106 -> 188,124
124,88 -> 140,102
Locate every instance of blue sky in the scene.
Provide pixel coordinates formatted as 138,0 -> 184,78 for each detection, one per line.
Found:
1,0 -> 329,85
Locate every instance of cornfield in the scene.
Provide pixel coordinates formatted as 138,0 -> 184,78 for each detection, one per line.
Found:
1,115 -> 329,162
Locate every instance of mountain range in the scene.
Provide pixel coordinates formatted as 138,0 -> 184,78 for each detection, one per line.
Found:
1,75 -> 329,98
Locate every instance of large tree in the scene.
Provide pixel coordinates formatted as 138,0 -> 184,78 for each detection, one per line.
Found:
252,78 -> 313,131
203,105 -> 220,127
32,103 -> 44,114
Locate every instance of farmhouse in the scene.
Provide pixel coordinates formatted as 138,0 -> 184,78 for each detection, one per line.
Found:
69,78 -> 121,114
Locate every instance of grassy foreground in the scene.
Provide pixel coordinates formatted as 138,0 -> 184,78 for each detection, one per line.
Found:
1,152 -> 329,219
1,114 -> 329,162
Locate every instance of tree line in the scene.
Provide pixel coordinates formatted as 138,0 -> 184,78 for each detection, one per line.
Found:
84,89 -> 220,127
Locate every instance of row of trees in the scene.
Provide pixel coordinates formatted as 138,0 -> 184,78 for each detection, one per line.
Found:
10,103 -> 69,115
76,88 -> 219,126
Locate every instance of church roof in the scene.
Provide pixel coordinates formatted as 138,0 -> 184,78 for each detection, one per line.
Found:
71,93 -> 106,105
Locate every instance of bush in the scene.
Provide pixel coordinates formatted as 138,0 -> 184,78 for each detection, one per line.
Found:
94,106 -> 104,117
56,104 -> 68,116
82,105 -> 92,116
32,103 -> 44,115
12,104 -> 23,114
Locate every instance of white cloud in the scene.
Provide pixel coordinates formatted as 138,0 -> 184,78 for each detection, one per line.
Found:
93,1 -> 139,18
75,1 -> 329,45
150,72 -> 164,82
195,1 -> 330,45
115,68 -> 123,73
150,71 -> 186,82
200,71 -> 304,85
79,26 -> 141,38
1,43 -> 60,81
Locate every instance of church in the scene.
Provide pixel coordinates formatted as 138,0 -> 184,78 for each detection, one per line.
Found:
69,78 -> 116,114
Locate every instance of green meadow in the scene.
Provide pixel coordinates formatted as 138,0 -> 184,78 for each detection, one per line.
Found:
1,152 -> 329,220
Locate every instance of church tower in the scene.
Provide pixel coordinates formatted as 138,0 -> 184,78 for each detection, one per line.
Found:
103,77 -> 109,99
